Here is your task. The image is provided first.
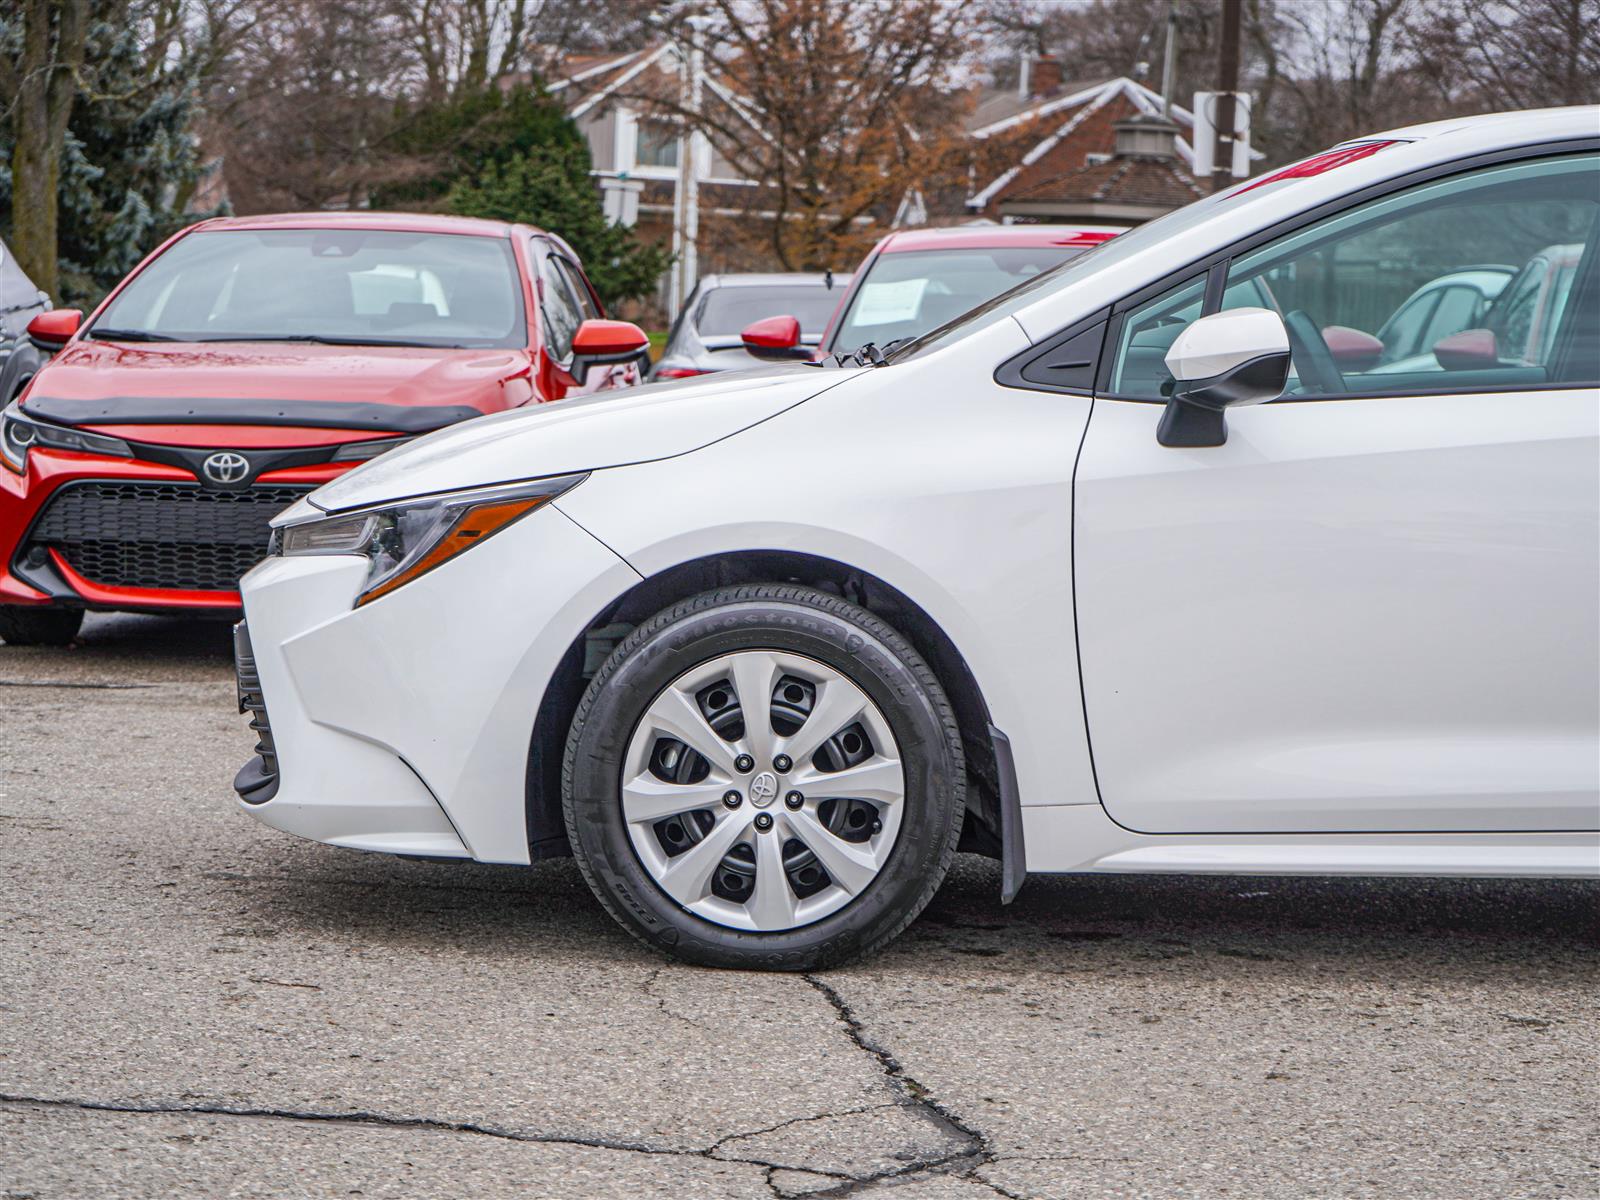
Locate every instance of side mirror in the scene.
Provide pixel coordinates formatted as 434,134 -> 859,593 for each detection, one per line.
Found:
741,314 -> 810,361
568,318 -> 650,385
1432,328 -> 1498,371
27,309 -> 82,353
1322,325 -> 1383,372
1157,307 -> 1291,448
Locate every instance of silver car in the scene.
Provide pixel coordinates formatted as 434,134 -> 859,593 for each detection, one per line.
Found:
650,273 -> 849,379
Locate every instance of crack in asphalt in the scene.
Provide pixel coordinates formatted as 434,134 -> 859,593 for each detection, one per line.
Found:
0,1094 -> 921,1195
0,1094 -> 707,1160
0,678 -> 155,690
3,975 -> 1024,1198
642,966 -> 714,1032
800,974 -> 1006,1198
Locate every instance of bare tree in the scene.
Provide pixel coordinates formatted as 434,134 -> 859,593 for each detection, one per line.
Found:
621,0 -> 1002,271
1407,0 -> 1600,111
391,0 -> 533,103
0,0 -> 89,298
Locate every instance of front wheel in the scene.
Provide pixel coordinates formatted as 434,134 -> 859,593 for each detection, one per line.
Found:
0,605 -> 83,646
562,585 -> 965,970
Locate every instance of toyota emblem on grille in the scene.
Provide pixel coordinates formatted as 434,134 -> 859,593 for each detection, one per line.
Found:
202,452 -> 250,485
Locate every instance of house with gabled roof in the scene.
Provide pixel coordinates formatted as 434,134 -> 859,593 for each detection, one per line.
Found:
964,65 -> 1259,226
528,43 -> 778,312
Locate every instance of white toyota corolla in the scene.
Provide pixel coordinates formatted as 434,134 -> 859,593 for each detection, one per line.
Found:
236,109 -> 1599,969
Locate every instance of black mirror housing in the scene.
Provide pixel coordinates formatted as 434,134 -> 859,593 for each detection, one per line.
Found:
569,347 -> 650,386
1157,350 -> 1292,447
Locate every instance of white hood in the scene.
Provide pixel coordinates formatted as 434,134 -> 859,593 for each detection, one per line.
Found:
306,367 -> 860,513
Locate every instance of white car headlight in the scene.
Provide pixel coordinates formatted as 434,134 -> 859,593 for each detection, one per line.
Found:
1,401 -> 132,473
276,474 -> 586,605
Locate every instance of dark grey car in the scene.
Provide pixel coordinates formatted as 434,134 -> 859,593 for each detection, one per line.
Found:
651,272 -> 850,380
0,239 -> 50,403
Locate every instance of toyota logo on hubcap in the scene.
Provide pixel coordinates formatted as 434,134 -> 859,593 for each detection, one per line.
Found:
749,771 -> 779,809
202,452 -> 249,485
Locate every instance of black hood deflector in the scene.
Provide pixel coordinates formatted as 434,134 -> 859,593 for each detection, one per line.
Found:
23,394 -> 481,433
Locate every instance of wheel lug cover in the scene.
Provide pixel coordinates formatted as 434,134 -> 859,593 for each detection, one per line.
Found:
735,754 -> 755,773
785,791 -> 804,809
753,812 -> 774,832
723,790 -> 742,808
773,754 -> 792,772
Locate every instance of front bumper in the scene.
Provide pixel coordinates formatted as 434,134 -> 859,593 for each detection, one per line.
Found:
2,447 -> 349,612
232,502 -> 641,862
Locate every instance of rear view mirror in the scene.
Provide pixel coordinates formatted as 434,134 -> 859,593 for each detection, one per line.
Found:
1158,307 -> 1291,448
741,315 -> 810,361
1432,328 -> 1498,371
27,309 -> 82,353
568,319 -> 650,385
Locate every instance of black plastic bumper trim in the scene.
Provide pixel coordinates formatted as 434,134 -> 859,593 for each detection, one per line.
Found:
989,724 -> 1027,905
233,621 -> 281,804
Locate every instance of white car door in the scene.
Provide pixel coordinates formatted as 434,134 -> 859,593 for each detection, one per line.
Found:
1071,150 -> 1600,834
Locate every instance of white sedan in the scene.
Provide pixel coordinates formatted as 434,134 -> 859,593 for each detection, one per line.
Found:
236,108 -> 1599,969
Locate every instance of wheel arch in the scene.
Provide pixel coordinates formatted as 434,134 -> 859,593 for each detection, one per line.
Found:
525,549 -> 1008,870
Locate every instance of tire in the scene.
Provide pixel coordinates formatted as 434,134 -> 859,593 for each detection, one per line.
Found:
0,605 -> 83,647
562,584 -> 965,970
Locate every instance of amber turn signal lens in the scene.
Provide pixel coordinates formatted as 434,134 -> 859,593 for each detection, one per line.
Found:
356,496 -> 548,605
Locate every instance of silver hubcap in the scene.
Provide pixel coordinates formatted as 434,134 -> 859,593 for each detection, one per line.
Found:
621,650 -> 905,932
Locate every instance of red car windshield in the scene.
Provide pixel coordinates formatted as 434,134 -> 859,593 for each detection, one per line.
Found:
829,245 -> 1089,354
92,229 -> 526,349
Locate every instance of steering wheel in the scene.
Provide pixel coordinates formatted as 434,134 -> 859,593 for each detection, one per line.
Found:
1283,310 -> 1345,396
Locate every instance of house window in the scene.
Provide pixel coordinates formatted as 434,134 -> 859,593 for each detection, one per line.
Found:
636,121 -> 680,169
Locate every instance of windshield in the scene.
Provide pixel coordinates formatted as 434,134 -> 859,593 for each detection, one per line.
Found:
696,285 -> 842,337
93,229 -> 526,348
831,246 -> 1088,354
884,184 -> 1273,365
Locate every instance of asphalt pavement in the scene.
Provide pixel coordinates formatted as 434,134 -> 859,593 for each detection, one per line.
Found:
2,614 -> 1596,1199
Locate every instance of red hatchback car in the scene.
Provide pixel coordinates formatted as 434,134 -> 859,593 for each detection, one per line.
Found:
740,224 -> 1122,363
0,212 -> 648,645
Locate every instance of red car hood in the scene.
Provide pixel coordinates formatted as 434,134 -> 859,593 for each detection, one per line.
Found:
23,340 -> 533,447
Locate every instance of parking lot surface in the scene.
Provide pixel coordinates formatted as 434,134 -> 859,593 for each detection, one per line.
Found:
2,614 -> 1597,1199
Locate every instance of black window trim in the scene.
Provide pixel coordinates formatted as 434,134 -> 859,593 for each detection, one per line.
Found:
997,135 -> 1600,404
993,308 -> 1110,396
553,254 -> 603,322
532,238 -> 587,364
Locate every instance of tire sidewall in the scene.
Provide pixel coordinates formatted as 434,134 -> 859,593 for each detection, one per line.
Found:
565,592 -> 961,969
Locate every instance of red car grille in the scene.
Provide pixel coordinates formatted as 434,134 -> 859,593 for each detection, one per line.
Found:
28,481 -> 311,593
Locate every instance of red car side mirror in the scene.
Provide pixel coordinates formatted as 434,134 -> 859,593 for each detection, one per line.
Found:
568,318 -> 650,385
741,315 -> 810,362
1433,328 -> 1499,371
1321,325 -> 1384,372
27,309 -> 82,353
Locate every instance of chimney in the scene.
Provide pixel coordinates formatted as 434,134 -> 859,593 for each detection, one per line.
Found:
1114,113 -> 1179,160
1030,54 -> 1063,99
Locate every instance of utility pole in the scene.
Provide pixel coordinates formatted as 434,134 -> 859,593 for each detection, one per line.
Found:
670,12 -> 712,315
1159,0 -> 1178,122
1211,0 -> 1241,192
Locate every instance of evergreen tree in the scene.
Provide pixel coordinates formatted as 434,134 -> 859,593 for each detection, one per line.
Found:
0,3 -> 218,307
438,90 -> 670,310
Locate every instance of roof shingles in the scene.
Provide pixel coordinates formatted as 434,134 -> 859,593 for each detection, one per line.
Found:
1009,154 -> 1205,210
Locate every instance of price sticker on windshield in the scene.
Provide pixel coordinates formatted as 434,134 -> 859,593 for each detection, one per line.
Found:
853,279 -> 928,327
